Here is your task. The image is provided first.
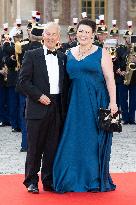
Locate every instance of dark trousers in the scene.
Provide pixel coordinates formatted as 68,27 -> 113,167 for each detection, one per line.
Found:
0,86 -> 9,123
23,95 -> 62,188
19,94 -> 27,150
8,86 -> 20,129
118,84 -> 136,122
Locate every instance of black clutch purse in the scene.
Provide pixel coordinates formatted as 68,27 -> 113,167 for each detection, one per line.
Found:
99,108 -> 122,132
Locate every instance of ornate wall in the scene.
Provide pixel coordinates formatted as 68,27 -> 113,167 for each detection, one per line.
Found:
128,0 -> 136,29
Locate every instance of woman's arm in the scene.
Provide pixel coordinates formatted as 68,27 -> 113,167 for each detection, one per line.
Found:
101,48 -> 118,114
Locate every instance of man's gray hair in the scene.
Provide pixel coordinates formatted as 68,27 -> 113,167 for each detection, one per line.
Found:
43,22 -> 61,34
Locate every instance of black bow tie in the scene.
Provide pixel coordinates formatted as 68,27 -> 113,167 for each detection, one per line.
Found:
47,49 -> 57,56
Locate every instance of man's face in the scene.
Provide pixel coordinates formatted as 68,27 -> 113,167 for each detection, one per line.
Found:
97,33 -> 108,42
124,36 -> 131,45
43,25 -> 60,50
4,35 -> 11,42
68,34 -> 76,42
111,35 -> 119,40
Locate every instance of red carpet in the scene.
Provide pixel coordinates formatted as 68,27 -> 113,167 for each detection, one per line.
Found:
0,173 -> 135,205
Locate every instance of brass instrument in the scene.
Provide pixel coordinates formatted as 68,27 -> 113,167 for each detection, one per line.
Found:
124,44 -> 136,85
108,47 -> 117,61
103,38 -> 117,61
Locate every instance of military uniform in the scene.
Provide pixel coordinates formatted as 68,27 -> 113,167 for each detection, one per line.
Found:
0,45 -> 10,126
2,38 -> 21,131
108,20 -> 120,107
59,26 -> 78,53
60,40 -> 78,53
116,43 -> 136,124
94,15 -> 108,48
93,38 -> 103,48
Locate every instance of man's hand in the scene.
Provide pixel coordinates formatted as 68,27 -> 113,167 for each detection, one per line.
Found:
0,68 -> 8,76
116,68 -> 122,75
116,68 -> 126,76
120,71 -> 126,76
0,70 -> 5,75
38,94 -> 51,105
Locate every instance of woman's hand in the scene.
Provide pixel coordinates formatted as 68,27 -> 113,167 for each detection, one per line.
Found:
109,103 -> 118,116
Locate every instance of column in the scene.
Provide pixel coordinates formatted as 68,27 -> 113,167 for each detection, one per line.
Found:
17,0 -> 21,18
62,0 -> 70,24
107,0 -> 114,29
70,0 -> 79,24
43,0 -> 52,23
120,0 -> 128,29
0,0 -> 4,26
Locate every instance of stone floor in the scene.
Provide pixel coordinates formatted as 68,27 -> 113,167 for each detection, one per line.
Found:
0,124 -> 136,175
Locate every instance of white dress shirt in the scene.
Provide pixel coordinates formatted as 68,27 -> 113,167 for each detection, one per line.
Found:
43,45 -> 60,94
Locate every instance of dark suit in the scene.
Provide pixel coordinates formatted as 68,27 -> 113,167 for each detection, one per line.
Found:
17,47 -> 69,188
3,43 -> 20,129
18,40 -> 43,150
0,47 -> 9,124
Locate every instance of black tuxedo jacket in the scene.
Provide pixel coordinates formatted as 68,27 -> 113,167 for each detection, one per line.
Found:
17,47 -> 69,119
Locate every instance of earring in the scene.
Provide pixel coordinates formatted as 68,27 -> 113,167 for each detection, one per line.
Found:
91,36 -> 94,43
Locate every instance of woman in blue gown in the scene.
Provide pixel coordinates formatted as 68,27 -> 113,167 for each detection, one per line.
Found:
53,18 -> 118,193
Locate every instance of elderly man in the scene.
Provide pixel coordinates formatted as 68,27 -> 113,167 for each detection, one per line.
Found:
17,22 -> 69,193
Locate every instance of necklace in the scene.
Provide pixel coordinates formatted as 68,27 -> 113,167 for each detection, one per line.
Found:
78,45 -> 93,60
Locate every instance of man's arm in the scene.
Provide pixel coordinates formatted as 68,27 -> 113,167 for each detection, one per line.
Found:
16,50 -> 43,102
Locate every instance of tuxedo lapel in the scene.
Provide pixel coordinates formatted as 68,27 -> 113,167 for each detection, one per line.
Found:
37,48 -> 50,87
35,48 -> 65,93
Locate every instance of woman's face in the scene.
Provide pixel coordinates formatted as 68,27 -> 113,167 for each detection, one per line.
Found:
76,24 -> 93,46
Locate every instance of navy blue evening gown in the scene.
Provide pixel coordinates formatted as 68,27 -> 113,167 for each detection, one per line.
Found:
53,47 -> 116,192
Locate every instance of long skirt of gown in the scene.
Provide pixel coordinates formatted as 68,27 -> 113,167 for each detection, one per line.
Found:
53,49 -> 116,192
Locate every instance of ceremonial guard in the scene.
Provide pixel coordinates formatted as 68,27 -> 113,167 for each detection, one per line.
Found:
116,21 -> 136,124
94,15 -> 108,47
109,20 -> 121,107
1,23 -> 9,42
60,18 -> 78,53
27,10 -> 41,32
0,36 -> 10,126
9,18 -> 23,42
2,32 -> 21,132
15,19 -> 23,36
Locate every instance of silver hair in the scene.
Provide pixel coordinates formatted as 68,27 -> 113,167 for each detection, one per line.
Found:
43,22 -> 61,35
